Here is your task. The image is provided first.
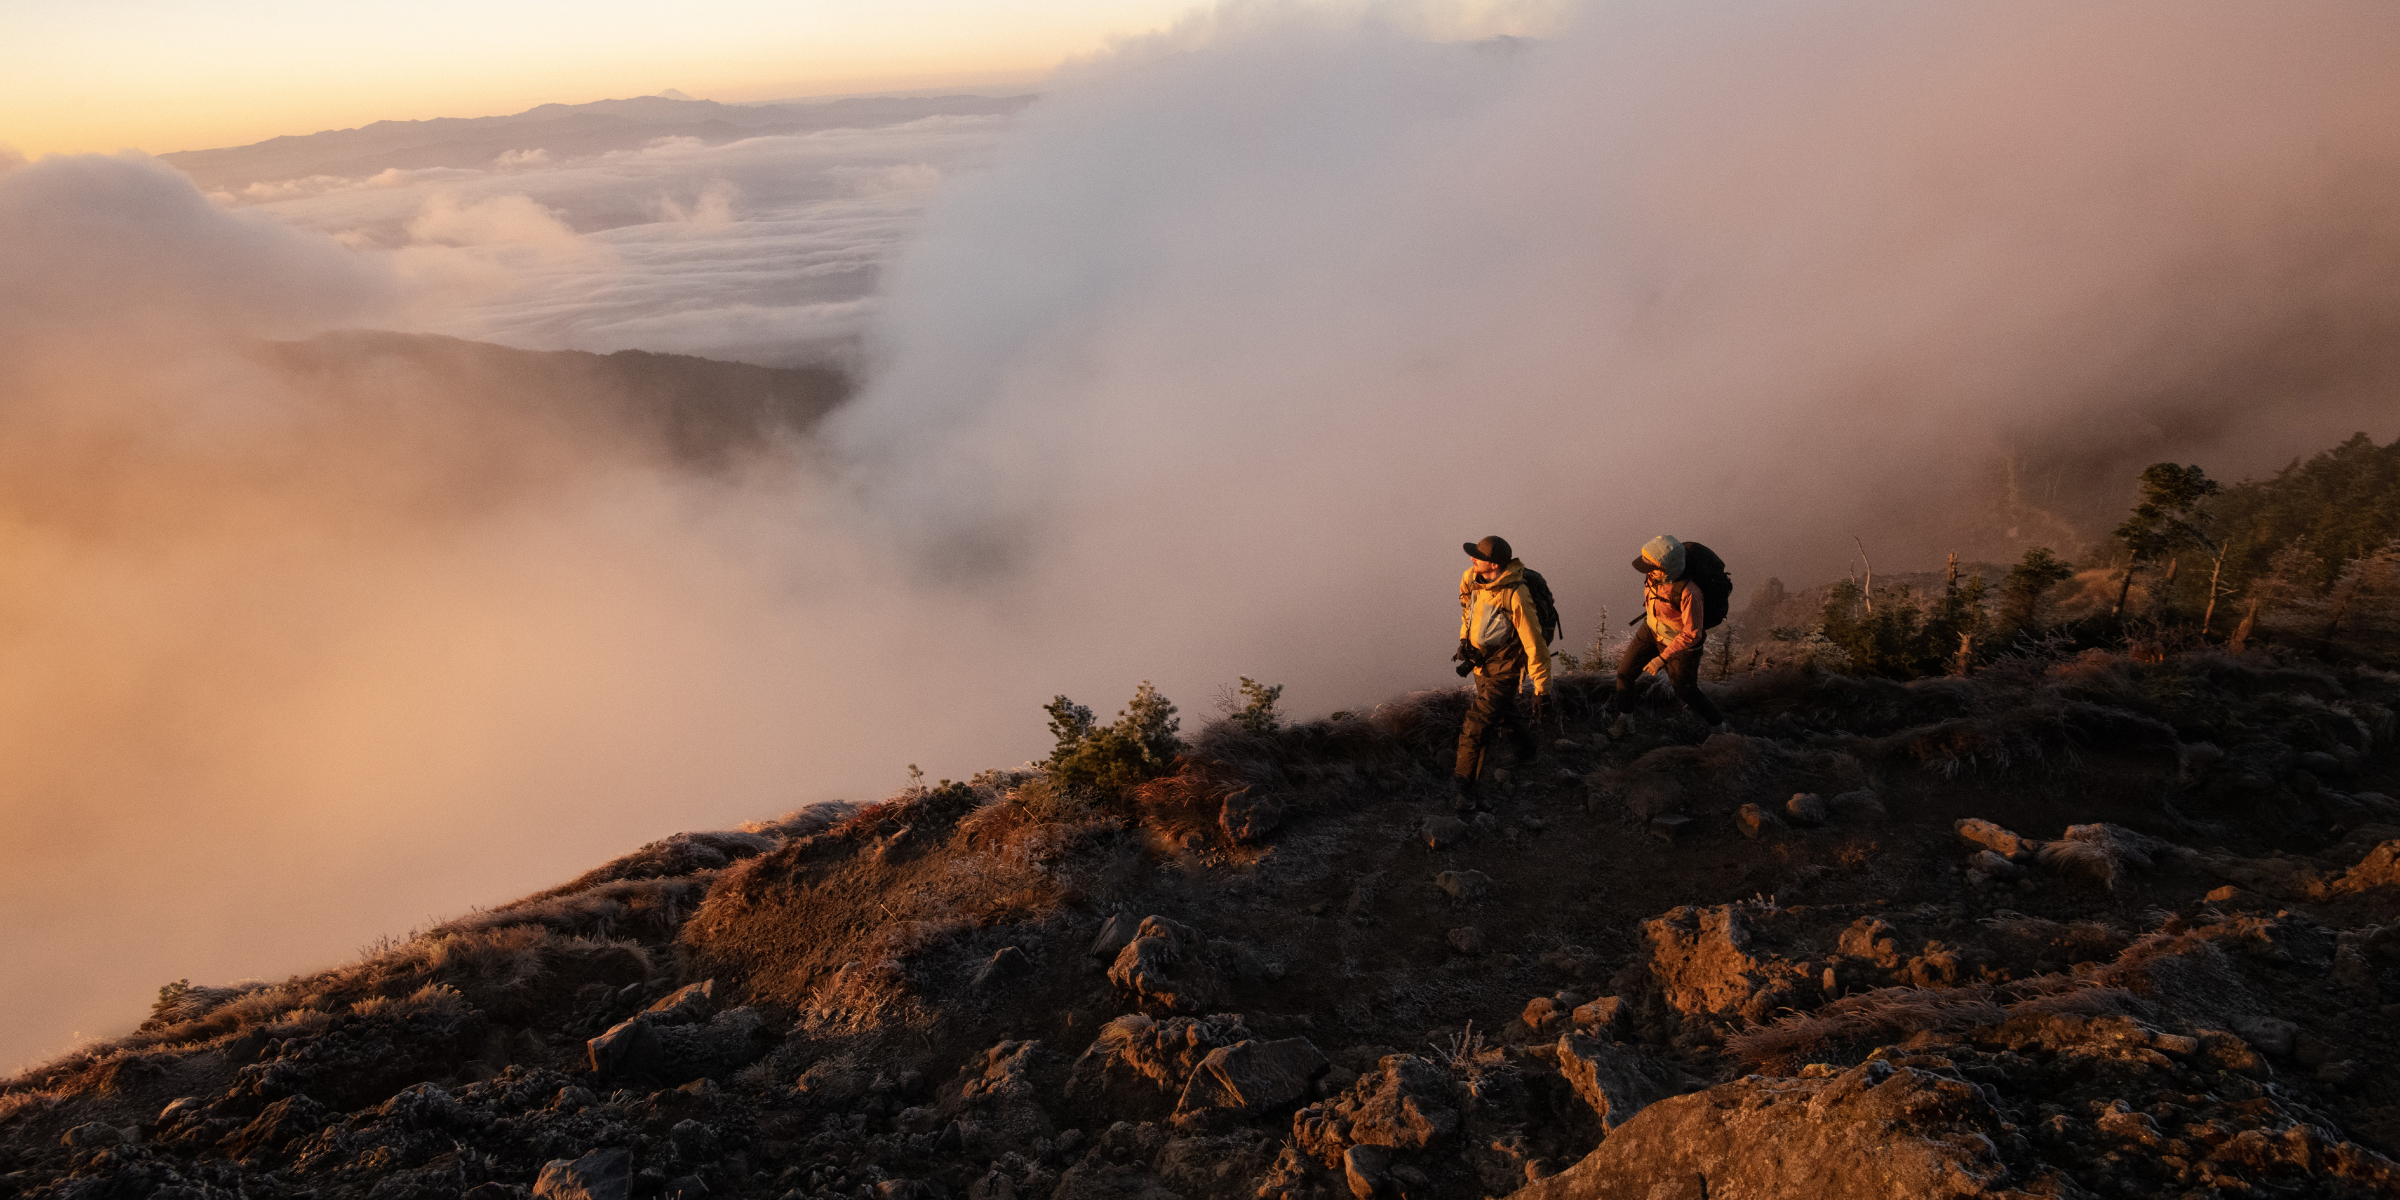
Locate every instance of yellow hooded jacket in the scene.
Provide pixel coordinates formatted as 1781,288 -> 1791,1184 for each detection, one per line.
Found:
1458,560 -> 1551,695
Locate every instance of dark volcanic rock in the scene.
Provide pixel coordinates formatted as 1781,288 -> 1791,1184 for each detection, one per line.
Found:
1171,1037 -> 1329,1128
535,1146 -> 632,1200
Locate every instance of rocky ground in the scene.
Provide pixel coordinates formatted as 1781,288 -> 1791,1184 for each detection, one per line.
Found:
5,646 -> 2400,1200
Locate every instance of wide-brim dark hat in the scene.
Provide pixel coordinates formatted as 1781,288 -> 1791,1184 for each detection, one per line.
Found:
1465,535 -> 1512,563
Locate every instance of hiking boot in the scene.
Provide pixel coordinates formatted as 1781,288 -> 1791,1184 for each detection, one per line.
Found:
1450,775 -> 1486,814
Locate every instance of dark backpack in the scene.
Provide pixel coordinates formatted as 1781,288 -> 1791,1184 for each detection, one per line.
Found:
1521,568 -> 1564,644
1681,542 -> 1734,629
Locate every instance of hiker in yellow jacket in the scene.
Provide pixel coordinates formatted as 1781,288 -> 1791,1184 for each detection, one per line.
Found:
1452,535 -> 1549,812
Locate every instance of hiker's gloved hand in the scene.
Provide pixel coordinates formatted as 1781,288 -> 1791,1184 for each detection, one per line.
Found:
1528,693 -> 1546,726
1453,638 -> 1484,676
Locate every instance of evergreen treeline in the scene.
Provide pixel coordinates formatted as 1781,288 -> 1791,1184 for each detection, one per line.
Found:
1802,430 -> 2400,679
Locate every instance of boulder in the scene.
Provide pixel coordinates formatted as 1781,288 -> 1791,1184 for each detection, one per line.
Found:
1966,850 -> 2023,879
1829,789 -> 1884,819
1343,1145 -> 1391,1199
1516,1061 -> 2012,1200
1554,1034 -> 1690,1133
1571,997 -> 1630,1037
587,1014 -> 666,1079
1953,818 -> 2033,861
1091,912 -> 1142,961
643,980 -> 716,1024
1421,815 -> 1470,850
652,1006 -> 772,1078
1065,1013 -> 1253,1121
1785,793 -> 1828,826
973,946 -> 1034,990
1641,905 -> 1803,1022
1292,1054 -> 1459,1166
58,1122 -> 125,1148
1735,804 -> 1782,839
1170,1037 -> 1329,1128
1435,870 -> 1494,902
535,1148 -> 633,1200
958,1040 -> 1055,1148
1221,788 -> 1283,843
2330,840 -> 2400,896
2230,1015 -> 2298,1058
1109,916 -> 1225,1012
1522,996 -> 1564,1035
226,1094 -> 332,1158
1836,917 -> 1901,969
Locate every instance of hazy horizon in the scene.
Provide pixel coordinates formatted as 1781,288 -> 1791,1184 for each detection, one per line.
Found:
8,0 -> 2400,1076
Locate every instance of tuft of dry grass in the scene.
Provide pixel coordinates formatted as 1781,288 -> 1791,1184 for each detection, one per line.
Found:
1726,986 -> 2007,1067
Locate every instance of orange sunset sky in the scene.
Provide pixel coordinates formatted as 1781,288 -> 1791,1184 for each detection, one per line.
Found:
2,0 -> 1212,156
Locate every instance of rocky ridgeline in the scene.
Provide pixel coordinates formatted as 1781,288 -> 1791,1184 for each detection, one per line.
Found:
6,650 -> 2400,1199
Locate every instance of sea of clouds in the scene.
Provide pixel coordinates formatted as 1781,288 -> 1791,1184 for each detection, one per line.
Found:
227,114 -> 1015,364
7,0 -> 2400,1072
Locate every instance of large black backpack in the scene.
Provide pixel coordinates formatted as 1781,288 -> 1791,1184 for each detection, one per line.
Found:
1681,542 -> 1734,629
1521,568 -> 1564,644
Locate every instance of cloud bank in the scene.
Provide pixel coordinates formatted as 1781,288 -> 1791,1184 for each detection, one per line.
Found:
242,117 -> 1017,364
12,0 -> 2400,1072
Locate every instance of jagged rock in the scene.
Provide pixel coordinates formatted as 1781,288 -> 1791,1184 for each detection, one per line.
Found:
2330,840 -> 2400,895
535,1147 -> 632,1200
644,980 -> 716,1023
2231,1015 -> 2298,1057
1554,1033 -> 1689,1133
1954,818 -> 2033,861
1641,904 -> 1802,1022
652,1006 -> 770,1078
59,1122 -> 125,1148
1966,849 -> 2022,879
959,1040 -> 1055,1149
1221,788 -> 1283,843
1052,1121 -> 1172,1200
1647,814 -> 1692,843
1522,996 -> 1564,1035
588,1013 -> 666,1079
1447,926 -> 1486,954
1735,803 -> 1782,838
1091,912 -> 1142,960
1109,916 -> 1224,1012
1828,789 -> 1884,818
1571,996 -> 1629,1036
1785,792 -> 1828,825
1343,1144 -> 1391,1199
1836,917 -> 1900,968
1292,1054 -> 1458,1166
1170,1037 -> 1329,1128
226,1094 -> 332,1157
1435,870 -> 1493,902
1517,1061 -> 2011,1200
973,946 -> 1034,990
1066,1013 -> 1254,1121
1421,815 -> 1469,849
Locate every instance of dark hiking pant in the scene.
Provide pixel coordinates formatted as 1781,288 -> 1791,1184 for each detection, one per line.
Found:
1456,639 -> 1537,784
1610,624 -> 1725,725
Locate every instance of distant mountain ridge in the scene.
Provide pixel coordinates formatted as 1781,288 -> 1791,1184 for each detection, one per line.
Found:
256,330 -> 851,470
161,92 -> 1037,193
